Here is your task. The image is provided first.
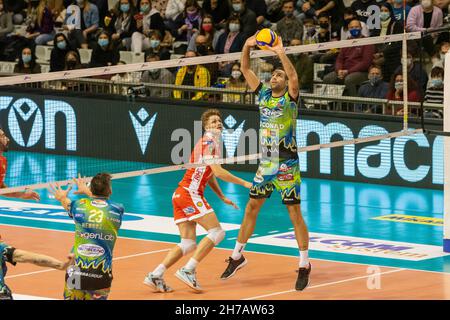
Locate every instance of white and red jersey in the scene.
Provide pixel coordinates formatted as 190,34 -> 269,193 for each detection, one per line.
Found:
179,132 -> 221,195
0,156 -> 6,186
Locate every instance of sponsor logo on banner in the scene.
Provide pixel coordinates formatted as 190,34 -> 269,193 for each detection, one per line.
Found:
248,232 -> 449,261
129,107 -> 158,155
77,244 -> 105,257
371,214 -> 443,226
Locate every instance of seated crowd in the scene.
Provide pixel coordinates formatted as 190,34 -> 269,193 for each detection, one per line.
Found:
0,0 -> 448,116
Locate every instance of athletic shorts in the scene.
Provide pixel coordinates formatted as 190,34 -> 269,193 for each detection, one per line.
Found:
172,187 -> 213,224
64,285 -> 110,300
249,157 -> 301,205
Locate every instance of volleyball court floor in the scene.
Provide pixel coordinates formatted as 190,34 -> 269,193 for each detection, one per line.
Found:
1,153 -> 450,300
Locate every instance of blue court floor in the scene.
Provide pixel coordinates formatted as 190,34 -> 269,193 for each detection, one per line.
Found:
1,151 -> 449,274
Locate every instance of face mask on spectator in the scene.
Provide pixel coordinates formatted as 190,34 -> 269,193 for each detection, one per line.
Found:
140,4 -> 150,13
22,54 -> 32,64
430,78 -> 443,88
422,0 -> 432,9
229,23 -> 240,32
395,81 -> 404,90
98,38 -> 109,47
232,4 -> 242,12
284,11 -> 294,18
380,12 -> 390,21
394,0 -> 403,4
261,72 -> 272,81
319,22 -> 329,29
231,70 -> 242,79
67,59 -> 77,69
349,28 -> 361,38
57,40 -> 67,50
202,24 -> 213,32
368,74 -> 381,86
120,3 -> 130,13
150,39 -> 160,48
197,45 -> 208,55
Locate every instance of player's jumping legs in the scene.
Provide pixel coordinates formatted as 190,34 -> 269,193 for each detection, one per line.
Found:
144,221 -> 197,292
176,212 -> 225,291
220,198 -> 266,280
286,204 -> 311,291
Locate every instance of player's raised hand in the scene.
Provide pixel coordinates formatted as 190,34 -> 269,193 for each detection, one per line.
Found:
72,173 -> 92,197
245,35 -> 257,48
22,189 -> 40,201
222,197 -> 239,210
48,182 -> 72,201
266,36 -> 284,55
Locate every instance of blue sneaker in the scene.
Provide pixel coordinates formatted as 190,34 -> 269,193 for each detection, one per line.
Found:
143,273 -> 173,293
175,268 -> 202,291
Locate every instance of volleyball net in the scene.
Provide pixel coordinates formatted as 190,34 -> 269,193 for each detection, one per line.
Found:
0,31 -> 428,195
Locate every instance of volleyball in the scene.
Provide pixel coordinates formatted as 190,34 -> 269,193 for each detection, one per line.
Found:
255,28 -> 279,50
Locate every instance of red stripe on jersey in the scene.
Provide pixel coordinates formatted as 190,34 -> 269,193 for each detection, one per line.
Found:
0,156 -> 6,186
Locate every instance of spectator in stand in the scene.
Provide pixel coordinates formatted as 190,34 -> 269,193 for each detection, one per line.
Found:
350,0 -> 378,24
64,50 -> 83,70
51,33 -> 77,72
431,41 -> 449,68
48,0 -> 65,27
372,2 -> 404,83
276,0 -> 303,47
245,0 -> 268,28
392,0 -> 411,22
141,52 -> 174,97
107,0 -> 137,50
215,15 -> 245,54
394,48 -> 428,95
386,72 -> 421,115
357,65 -> 390,113
301,0 -> 336,20
0,1 -> 13,39
23,0 -> 55,46
187,14 -> 223,53
202,0 -> 230,27
146,30 -> 171,60
195,34 -> 219,84
323,19 -> 375,96
89,31 -> 120,67
173,50 -> 210,100
289,38 -> 314,93
131,0 -> 165,53
223,62 -> 249,103
164,0 -> 185,31
111,61 -> 136,95
340,7 -> 369,40
229,0 -> 257,38
302,18 -> 319,45
90,0 -> 108,27
170,0 -> 202,42
14,47 -> 41,74
64,0 -> 99,49
406,0 -> 443,56
424,66 -> 444,118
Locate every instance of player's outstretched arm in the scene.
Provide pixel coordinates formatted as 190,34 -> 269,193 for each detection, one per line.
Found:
48,183 -> 72,211
12,249 -> 74,270
266,36 -> 299,99
208,176 -> 239,209
241,35 -> 261,92
0,183 -> 40,201
210,164 -> 252,189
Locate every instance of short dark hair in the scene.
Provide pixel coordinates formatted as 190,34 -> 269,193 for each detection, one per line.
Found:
431,66 -> 444,78
282,0 -> 295,6
90,173 -> 112,197
201,109 -> 221,128
273,67 -> 288,80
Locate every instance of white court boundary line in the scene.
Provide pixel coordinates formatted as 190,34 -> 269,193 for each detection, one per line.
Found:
0,32 -> 421,86
2,222 -> 449,277
243,268 -> 406,300
0,128 -> 423,195
5,248 -> 170,280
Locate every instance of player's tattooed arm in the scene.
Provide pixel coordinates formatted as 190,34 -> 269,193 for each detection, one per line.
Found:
12,249 -> 74,270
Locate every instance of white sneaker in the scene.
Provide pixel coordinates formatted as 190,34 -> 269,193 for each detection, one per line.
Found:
175,267 -> 202,291
143,273 -> 173,293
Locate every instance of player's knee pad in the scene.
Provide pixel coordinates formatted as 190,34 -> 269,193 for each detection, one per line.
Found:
206,227 -> 225,245
177,238 -> 197,255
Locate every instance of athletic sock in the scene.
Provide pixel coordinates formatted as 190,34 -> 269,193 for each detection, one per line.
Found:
231,242 -> 246,260
152,264 -> 167,277
184,258 -> 198,271
299,250 -> 310,268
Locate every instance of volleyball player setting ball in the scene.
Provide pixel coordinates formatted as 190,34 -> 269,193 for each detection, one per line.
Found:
220,30 -> 312,291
